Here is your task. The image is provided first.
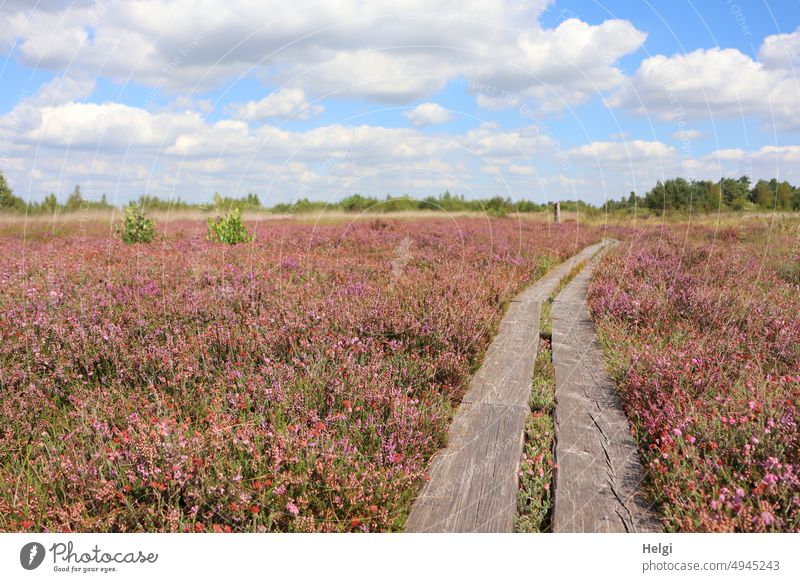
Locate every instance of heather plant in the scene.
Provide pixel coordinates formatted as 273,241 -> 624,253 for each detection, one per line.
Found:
207,208 -> 253,244
118,204 -> 156,244
589,225 -> 800,532
0,218 -> 599,532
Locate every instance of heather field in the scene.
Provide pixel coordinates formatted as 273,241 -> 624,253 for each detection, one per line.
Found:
0,217 -> 599,532
589,220 -> 800,532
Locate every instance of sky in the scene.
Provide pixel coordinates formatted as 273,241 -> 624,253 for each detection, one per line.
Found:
0,0 -> 798,207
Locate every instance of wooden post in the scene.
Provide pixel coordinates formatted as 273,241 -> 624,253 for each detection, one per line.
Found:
554,201 -> 560,224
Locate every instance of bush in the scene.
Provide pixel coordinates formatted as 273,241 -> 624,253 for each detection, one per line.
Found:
207,208 -> 253,244
118,204 -> 155,244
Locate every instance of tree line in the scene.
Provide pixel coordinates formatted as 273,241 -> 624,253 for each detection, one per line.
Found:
3,170 -> 799,216
0,174 -> 114,213
602,176 -> 800,212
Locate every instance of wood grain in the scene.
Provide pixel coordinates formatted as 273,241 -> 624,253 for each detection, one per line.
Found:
405,241 -> 606,532
551,252 -> 662,533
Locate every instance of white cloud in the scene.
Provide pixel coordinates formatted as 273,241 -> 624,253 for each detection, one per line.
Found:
0,95 -> 564,203
0,1 -> 645,110
459,123 -> 552,160
2,93 -> 798,207
1,3 -> 797,208
568,140 -> 676,164
543,174 -> 589,187
29,75 -> 96,106
229,88 -> 323,122
608,29 -> 800,130
699,145 -> 800,183
758,27 -> 800,70
19,102 -> 204,151
672,129 -> 702,140
403,102 -> 451,126
508,164 -> 534,175
475,93 -> 519,110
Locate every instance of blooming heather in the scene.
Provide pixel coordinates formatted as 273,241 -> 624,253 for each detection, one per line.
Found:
0,217 -> 599,532
589,223 -> 799,532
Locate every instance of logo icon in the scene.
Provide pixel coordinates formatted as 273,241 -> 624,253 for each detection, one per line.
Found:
20,542 -> 46,570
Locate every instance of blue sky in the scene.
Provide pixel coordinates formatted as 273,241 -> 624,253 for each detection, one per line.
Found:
0,0 -> 798,206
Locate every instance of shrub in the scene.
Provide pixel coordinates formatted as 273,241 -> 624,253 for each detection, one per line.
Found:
206,208 -> 253,244
118,204 -> 155,243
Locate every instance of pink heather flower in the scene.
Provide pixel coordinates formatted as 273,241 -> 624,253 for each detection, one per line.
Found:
750,436 -> 760,445
748,400 -> 757,410
763,474 -> 778,486
672,428 -> 682,436
687,435 -> 696,444
286,502 -> 299,516
761,511 -> 775,526
710,500 -> 718,510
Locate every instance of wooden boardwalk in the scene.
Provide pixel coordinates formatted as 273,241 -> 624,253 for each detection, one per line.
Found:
551,253 -> 661,532
405,241 -> 607,532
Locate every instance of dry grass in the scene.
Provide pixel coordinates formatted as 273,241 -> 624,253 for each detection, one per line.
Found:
1,208 -> 798,238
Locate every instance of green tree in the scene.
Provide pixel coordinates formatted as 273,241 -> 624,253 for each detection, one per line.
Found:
753,180 -> 774,209
66,185 -> 84,211
41,193 -> 59,213
705,182 -> 723,211
776,181 -> 793,210
0,171 -> 26,211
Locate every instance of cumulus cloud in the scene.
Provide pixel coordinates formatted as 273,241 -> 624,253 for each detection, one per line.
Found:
460,123 -> 552,160
475,93 -> 520,110
0,87 -> 576,205
758,27 -> 800,70
0,1 -> 645,110
608,28 -> 800,130
508,164 -> 534,175
568,140 -> 676,164
229,88 -> 323,122
699,145 -> 800,183
672,129 -> 702,140
1,2 -> 797,208
403,103 -> 451,126
19,102 -> 204,151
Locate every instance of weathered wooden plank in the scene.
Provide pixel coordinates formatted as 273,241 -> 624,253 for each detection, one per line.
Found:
405,241 -> 607,532
551,254 -> 662,533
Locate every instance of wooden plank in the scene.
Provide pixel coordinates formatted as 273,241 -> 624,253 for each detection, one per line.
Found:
551,253 -> 662,533
405,241 -> 607,532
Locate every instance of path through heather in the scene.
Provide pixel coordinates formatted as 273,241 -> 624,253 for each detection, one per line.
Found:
405,241 -> 607,532
551,249 -> 662,533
